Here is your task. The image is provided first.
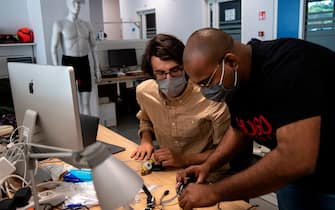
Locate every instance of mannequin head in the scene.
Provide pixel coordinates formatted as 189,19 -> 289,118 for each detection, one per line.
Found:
66,0 -> 82,16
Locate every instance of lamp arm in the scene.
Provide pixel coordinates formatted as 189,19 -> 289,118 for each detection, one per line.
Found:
27,142 -> 77,160
29,143 -> 74,152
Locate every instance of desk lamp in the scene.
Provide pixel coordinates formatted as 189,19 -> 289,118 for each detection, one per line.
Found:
81,142 -> 144,209
27,142 -> 153,210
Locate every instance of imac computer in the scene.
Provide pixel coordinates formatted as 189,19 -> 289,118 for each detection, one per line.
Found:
8,62 -> 84,152
8,62 -> 125,155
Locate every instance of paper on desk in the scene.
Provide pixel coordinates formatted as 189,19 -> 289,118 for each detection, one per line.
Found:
53,182 -> 99,207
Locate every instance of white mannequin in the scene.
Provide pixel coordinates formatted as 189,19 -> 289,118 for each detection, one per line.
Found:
51,0 -> 101,115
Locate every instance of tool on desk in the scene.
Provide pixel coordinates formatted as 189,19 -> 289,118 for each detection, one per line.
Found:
140,159 -> 164,176
63,169 -> 92,182
142,184 -> 155,210
176,175 -> 197,195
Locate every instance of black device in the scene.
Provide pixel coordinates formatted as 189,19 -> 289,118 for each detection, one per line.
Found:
13,187 -> 32,207
80,114 -> 125,154
0,198 -> 15,210
176,175 -> 197,195
108,48 -> 137,69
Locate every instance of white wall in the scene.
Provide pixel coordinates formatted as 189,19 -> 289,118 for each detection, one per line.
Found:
119,0 -> 277,44
103,0 -> 122,40
0,0 -> 31,33
241,0 -> 277,43
89,0 -> 104,35
119,0 -> 208,43
26,0 -> 47,64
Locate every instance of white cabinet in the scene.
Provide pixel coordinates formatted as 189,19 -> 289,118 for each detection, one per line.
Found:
0,43 -> 35,78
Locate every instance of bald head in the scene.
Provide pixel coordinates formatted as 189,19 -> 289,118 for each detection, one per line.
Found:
183,28 -> 234,82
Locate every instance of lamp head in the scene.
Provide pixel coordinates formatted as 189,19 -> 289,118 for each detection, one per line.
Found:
81,142 -> 144,210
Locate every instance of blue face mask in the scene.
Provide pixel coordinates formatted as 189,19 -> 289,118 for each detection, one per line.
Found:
200,60 -> 238,102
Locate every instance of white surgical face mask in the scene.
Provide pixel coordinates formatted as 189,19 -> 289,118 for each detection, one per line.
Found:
157,73 -> 187,98
200,60 -> 238,102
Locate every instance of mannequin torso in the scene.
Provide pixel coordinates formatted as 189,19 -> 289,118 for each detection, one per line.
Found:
55,18 -> 91,57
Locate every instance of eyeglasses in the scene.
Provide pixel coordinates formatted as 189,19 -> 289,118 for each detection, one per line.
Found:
153,65 -> 184,78
197,64 -> 220,88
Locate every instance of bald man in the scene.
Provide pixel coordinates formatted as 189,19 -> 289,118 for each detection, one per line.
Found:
177,28 -> 335,210
51,0 -> 101,115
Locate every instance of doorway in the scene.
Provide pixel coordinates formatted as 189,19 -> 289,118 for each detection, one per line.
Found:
304,0 -> 335,51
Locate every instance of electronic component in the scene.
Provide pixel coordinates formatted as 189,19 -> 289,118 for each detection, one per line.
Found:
17,190 -> 66,209
13,187 -> 32,207
143,185 -> 155,210
176,176 -> 197,195
141,159 -> 164,176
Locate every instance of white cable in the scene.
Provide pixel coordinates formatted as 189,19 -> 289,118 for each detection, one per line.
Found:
0,174 -> 30,186
4,143 -> 28,182
8,125 -> 27,144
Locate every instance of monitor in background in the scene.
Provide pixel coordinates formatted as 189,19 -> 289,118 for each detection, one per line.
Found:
108,48 -> 137,70
8,62 -> 84,152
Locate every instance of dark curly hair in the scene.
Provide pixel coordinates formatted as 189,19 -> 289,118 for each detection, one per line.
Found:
141,34 -> 185,77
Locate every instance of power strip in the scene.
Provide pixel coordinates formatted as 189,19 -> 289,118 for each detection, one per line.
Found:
17,190 -> 66,210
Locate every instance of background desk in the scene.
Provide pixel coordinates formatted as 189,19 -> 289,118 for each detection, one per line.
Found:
92,125 -> 255,210
96,74 -> 150,85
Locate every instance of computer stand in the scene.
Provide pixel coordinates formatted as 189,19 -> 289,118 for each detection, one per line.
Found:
21,109 -> 74,210
19,109 -> 40,210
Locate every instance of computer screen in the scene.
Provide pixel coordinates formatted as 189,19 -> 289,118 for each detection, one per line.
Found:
108,48 -> 137,68
8,62 -> 84,152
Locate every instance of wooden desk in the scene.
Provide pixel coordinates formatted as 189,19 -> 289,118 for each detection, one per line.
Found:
91,125 -> 254,210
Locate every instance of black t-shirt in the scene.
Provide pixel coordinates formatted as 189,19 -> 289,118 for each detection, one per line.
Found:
228,38 -> 335,193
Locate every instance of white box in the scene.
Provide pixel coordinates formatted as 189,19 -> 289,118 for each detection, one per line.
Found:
0,157 -> 16,180
99,102 -> 117,127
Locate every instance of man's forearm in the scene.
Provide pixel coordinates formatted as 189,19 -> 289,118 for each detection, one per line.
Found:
206,126 -> 246,172
183,149 -> 214,167
211,148 -> 301,202
140,130 -> 154,144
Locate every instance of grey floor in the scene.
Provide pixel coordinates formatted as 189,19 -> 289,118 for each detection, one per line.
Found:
110,111 -> 278,210
109,112 -> 140,144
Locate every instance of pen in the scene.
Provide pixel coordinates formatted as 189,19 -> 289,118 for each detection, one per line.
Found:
66,203 -> 83,208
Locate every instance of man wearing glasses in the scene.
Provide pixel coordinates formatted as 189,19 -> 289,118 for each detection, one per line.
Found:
130,34 -> 231,182
177,28 -> 335,210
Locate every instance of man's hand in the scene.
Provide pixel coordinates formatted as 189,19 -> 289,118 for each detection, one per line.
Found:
176,164 -> 211,184
153,148 -> 185,168
130,142 -> 154,160
178,183 -> 219,210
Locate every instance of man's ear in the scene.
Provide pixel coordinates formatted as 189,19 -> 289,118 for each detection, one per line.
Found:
223,53 -> 239,68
